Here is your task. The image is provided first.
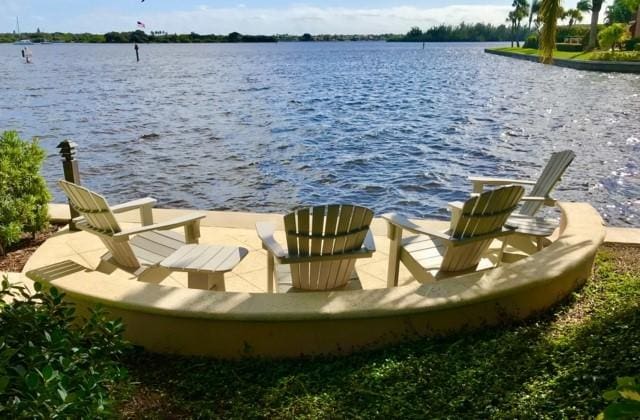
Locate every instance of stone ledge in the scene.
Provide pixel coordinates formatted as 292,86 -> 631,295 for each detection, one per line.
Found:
485,48 -> 640,73
28,202 -> 605,358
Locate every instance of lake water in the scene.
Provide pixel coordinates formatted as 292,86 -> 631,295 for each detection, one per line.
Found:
1,42 -> 638,226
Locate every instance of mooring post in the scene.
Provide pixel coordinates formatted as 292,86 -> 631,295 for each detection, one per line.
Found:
57,140 -> 81,231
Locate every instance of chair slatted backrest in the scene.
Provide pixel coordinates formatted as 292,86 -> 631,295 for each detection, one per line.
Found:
58,180 -> 140,269
442,185 -> 524,272
519,150 -> 575,216
284,205 -> 374,290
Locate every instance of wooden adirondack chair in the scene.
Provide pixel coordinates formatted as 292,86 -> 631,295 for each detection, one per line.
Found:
58,180 -> 206,275
385,185 -> 524,286
256,205 -> 376,293
457,150 -> 575,249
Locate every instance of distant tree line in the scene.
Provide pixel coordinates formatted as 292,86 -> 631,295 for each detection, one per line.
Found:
0,30 -> 397,43
0,30 -> 278,43
392,22 -> 529,42
105,30 -> 277,43
0,32 -> 104,43
275,33 -> 393,41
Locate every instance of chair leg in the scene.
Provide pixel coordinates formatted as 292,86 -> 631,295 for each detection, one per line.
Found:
496,237 -> 509,267
267,253 -> 274,293
184,221 -> 201,244
387,224 -> 402,287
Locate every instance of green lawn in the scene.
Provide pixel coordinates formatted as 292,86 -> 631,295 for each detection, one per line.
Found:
493,47 -> 597,61
117,246 -> 640,418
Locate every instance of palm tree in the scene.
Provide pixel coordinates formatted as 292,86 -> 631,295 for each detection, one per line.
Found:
584,0 -> 605,50
564,8 -> 584,26
539,0 -> 562,62
512,0 -> 531,47
508,11 -> 518,47
528,0 -> 540,31
539,0 -> 593,62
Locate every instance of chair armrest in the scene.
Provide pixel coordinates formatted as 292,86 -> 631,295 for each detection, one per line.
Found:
110,197 -> 157,226
521,196 -> 557,206
362,230 -> 376,253
114,212 -> 206,239
468,176 -> 536,185
447,201 -> 464,231
255,222 -> 287,259
468,176 -> 536,193
109,197 -> 157,213
447,201 -> 464,210
382,213 -> 452,242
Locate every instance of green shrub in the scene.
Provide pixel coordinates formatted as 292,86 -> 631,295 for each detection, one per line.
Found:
625,37 -> 640,51
0,131 -> 51,256
556,24 -> 591,43
556,42 -> 584,52
0,276 -> 130,418
597,376 -> 640,419
524,34 -> 539,49
598,23 -> 631,52
591,51 -> 640,61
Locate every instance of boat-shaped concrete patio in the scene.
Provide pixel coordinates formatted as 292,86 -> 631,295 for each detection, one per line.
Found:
24,202 -> 607,358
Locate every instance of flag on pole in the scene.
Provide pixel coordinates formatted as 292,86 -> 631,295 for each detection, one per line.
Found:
137,21 -> 146,28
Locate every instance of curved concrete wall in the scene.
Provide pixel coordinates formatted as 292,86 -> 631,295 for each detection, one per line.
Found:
27,203 -> 604,358
485,48 -> 640,73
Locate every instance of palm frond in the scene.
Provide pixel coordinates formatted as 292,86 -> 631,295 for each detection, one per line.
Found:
539,0 -> 561,63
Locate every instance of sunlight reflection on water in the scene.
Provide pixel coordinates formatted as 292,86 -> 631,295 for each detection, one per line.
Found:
0,42 -> 638,226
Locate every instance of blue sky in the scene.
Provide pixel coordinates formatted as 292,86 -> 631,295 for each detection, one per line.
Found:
2,0 -> 600,35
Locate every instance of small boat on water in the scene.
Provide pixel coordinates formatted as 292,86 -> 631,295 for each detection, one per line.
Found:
13,17 -> 33,45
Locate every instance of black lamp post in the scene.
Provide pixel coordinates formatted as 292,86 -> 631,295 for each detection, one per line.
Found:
56,140 -> 81,231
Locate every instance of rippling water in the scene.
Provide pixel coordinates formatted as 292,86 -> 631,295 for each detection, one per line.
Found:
1,42 -> 638,226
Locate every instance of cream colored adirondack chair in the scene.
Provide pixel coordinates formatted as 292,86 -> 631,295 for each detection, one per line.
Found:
58,180 -> 206,275
468,150 -> 575,216
256,205 -> 375,293
458,150 -> 575,248
385,185 -> 524,286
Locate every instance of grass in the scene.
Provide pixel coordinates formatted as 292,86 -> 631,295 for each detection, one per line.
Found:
493,47 -> 597,61
115,245 -> 640,419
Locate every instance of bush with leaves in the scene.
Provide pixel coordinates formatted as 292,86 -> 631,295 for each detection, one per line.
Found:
598,23 -> 632,51
0,130 -> 51,256
625,37 -> 640,51
0,276 -> 130,418
524,34 -> 539,48
597,376 -> 640,419
591,50 -> 640,60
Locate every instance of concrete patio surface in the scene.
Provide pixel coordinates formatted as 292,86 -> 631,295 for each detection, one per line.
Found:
29,204 -> 455,293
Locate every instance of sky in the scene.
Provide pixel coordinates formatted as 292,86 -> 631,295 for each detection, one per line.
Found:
1,0 -> 605,35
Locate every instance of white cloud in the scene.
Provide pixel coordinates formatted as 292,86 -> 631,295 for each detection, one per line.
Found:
56,4 -> 516,35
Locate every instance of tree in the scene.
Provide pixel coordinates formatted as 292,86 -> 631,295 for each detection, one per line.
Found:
227,32 -> 242,42
300,33 -> 313,41
539,0 -> 562,62
564,8 -> 584,26
606,0 -> 640,23
406,27 -> 423,41
577,0 -> 592,12
528,0 -> 541,31
508,0 -> 530,47
587,0 -> 606,50
130,29 -> 148,43
598,22 -> 631,51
